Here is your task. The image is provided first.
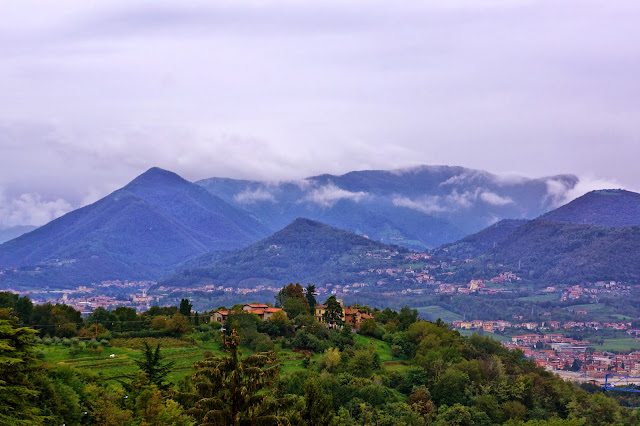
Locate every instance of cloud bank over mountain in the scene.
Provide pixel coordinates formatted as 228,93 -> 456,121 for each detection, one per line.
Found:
2,1 -> 640,226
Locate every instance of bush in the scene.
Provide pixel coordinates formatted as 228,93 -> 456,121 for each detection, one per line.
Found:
253,335 -> 275,353
100,339 -> 110,347
61,338 -> 71,346
35,350 -> 45,359
292,330 -> 328,353
42,337 -> 53,345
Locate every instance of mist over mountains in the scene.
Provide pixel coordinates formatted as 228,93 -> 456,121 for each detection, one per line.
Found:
198,165 -> 578,250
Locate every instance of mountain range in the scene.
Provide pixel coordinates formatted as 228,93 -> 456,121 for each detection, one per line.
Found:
441,189 -> 640,284
0,166 -> 636,290
197,165 -> 578,250
0,168 -> 269,288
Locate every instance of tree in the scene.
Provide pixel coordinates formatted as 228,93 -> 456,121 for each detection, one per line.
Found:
151,315 -> 168,330
322,296 -> 343,326
398,306 -> 419,330
30,303 -> 83,337
283,296 -> 309,320
305,285 -> 317,315
275,283 -> 306,310
167,314 -> 190,336
179,299 -> 192,319
0,309 -> 47,424
359,318 -> 377,336
87,307 -> 113,329
302,377 -> 333,426
134,342 -> 175,390
185,330 -> 286,425
267,310 -> 290,336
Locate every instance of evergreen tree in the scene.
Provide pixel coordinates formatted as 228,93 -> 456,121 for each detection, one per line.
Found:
134,343 -> 175,390
179,299 -> 192,319
185,330 -> 286,425
0,309 -> 47,425
322,296 -> 343,327
305,285 -> 317,315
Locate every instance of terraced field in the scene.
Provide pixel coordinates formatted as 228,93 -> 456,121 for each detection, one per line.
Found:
39,334 -> 398,382
415,305 -> 462,323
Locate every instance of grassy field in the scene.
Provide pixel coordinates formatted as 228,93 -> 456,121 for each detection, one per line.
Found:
415,305 -> 462,323
567,303 -> 613,314
39,333 -> 403,384
597,337 -> 640,353
41,336 -> 227,384
516,294 -> 559,303
354,334 -> 394,361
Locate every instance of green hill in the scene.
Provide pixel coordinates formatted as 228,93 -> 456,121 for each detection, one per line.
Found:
541,189 -> 640,227
0,168 -> 270,288
459,219 -> 640,284
161,218 -> 410,288
438,219 -> 528,259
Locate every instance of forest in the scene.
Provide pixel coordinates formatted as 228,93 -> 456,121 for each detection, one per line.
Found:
0,287 -> 638,425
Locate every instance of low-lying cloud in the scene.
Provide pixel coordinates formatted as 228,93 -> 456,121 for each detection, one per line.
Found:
305,184 -> 367,207
545,176 -> 633,208
394,188 -> 514,214
480,191 -> 514,206
0,190 -> 72,229
392,196 -> 448,214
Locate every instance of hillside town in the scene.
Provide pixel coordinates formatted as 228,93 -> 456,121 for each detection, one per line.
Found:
451,318 -> 640,385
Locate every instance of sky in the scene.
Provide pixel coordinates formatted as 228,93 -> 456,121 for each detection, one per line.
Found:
1,0 -> 640,228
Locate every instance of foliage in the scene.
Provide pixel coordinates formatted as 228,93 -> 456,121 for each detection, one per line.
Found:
305,284 -> 318,315
134,342 -> 175,389
0,309 -> 46,425
323,296 -> 343,326
183,330 -> 286,425
179,298 -> 192,318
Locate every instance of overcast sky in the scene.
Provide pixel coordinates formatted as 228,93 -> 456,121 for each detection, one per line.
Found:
1,0 -> 639,228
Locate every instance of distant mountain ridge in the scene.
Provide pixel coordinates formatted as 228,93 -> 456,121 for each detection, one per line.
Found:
438,219 -> 528,259
0,167 -> 270,288
540,189 -> 640,227
197,165 -> 578,250
444,189 -> 640,284
161,218 -> 409,289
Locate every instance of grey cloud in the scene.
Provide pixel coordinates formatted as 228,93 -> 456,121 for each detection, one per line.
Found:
1,0 -> 639,225
545,176 -> 632,208
392,196 -> 447,214
0,189 -> 72,229
394,187 -> 514,214
304,184 -> 367,207
480,191 -> 514,206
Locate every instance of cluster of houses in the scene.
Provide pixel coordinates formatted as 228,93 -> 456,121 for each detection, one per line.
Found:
210,300 -> 374,331
503,337 -> 640,384
452,319 -> 636,333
